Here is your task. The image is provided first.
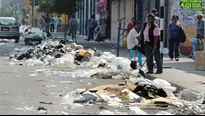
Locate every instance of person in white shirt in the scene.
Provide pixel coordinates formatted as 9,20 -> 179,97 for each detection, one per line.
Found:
127,22 -> 141,50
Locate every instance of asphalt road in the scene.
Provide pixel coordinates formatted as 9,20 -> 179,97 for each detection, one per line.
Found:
0,40 -> 130,115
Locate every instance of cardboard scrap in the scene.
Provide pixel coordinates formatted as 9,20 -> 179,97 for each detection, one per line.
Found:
129,97 -> 183,106
88,84 -> 137,96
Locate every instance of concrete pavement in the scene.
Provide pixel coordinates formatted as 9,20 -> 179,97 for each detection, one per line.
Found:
148,57 -> 205,93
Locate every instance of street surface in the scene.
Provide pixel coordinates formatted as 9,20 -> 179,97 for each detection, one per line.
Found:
0,38 -> 160,115
0,33 -> 204,115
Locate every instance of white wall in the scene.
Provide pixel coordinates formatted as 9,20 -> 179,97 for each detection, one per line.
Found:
111,0 -> 134,43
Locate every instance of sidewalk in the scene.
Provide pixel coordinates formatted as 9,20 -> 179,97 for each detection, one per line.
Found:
52,33 -> 205,93
148,57 -> 205,93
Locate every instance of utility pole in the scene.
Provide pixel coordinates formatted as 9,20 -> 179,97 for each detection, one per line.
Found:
31,0 -> 34,27
160,0 -> 165,64
203,8 -> 205,51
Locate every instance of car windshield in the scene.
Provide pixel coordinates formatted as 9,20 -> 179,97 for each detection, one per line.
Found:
0,18 -> 16,26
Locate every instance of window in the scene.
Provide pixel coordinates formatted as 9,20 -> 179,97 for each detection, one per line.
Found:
0,18 -> 16,26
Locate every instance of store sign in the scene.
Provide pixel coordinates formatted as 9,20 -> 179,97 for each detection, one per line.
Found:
173,0 -> 205,27
172,0 -> 205,47
180,0 -> 205,9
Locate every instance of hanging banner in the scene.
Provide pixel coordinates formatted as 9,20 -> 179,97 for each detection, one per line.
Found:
172,0 -> 205,54
96,0 -> 107,15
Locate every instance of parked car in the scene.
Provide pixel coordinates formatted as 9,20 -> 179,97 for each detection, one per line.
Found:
0,17 -> 20,43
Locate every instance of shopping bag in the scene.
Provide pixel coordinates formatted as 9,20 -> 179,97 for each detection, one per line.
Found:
122,37 -> 127,48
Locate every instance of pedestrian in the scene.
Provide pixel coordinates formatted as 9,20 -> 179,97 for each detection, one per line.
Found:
50,15 -> 55,33
127,17 -> 136,35
142,13 -> 163,74
86,15 -> 98,41
40,15 -> 45,31
45,14 -> 50,33
168,15 -> 182,61
56,15 -> 62,33
189,11 -> 204,59
145,9 -> 160,26
127,21 -> 141,50
69,15 -> 78,43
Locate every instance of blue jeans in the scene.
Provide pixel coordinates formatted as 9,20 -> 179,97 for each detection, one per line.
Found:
190,39 -> 204,59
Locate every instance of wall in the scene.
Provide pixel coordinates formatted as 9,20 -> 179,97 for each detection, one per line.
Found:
110,0 -> 134,43
78,0 -> 98,36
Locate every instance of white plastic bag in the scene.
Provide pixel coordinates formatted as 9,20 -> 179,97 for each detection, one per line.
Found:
180,89 -> 204,104
111,57 -> 131,73
152,79 -> 177,98
155,111 -> 173,115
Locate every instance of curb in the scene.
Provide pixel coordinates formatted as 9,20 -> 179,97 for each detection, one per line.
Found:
146,74 -> 187,92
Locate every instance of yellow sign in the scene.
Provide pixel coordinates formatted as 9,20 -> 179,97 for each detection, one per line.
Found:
24,0 -> 30,7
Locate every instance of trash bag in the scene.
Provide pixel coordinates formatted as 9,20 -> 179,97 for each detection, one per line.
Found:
111,57 -> 131,73
180,89 -> 204,104
151,79 -> 177,98
133,84 -> 167,99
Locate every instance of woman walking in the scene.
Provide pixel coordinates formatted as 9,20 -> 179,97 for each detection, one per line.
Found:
168,15 -> 182,61
141,13 -> 163,74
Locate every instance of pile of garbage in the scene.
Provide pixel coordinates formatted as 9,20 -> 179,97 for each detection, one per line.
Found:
62,77 -> 205,115
19,26 -> 52,45
9,39 -> 134,80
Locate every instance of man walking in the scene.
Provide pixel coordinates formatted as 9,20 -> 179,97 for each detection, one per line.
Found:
50,15 -> 55,33
69,15 -> 78,43
40,15 -> 45,31
56,16 -> 62,33
87,15 -> 97,41
45,14 -> 50,33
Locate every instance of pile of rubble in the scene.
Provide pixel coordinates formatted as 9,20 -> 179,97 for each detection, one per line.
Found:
19,26 -> 52,45
62,78 -> 205,115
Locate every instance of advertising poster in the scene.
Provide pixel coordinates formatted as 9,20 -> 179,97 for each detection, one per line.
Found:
172,0 -> 205,54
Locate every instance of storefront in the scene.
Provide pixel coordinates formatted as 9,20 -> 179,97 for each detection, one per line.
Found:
172,0 -> 205,55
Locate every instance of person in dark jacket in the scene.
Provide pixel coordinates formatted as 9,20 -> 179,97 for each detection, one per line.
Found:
69,15 -> 78,43
168,15 -> 182,61
87,15 -> 97,41
141,13 -> 163,74
45,14 -> 50,33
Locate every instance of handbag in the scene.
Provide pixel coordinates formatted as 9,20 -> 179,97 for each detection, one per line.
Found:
179,27 -> 187,43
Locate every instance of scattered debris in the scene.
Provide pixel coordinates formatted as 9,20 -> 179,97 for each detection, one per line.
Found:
14,106 -> 35,112
60,111 -> 69,115
39,101 -> 54,105
60,81 -> 76,84
42,85 -> 57,88
37,107 -> 47,111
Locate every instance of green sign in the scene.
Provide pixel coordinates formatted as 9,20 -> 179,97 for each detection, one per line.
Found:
180,0 -> 205,9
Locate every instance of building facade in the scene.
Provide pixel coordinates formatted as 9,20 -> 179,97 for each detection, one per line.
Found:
78,0 -> 98,36
77,0 -> 173,44
110,0 -> 173,44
